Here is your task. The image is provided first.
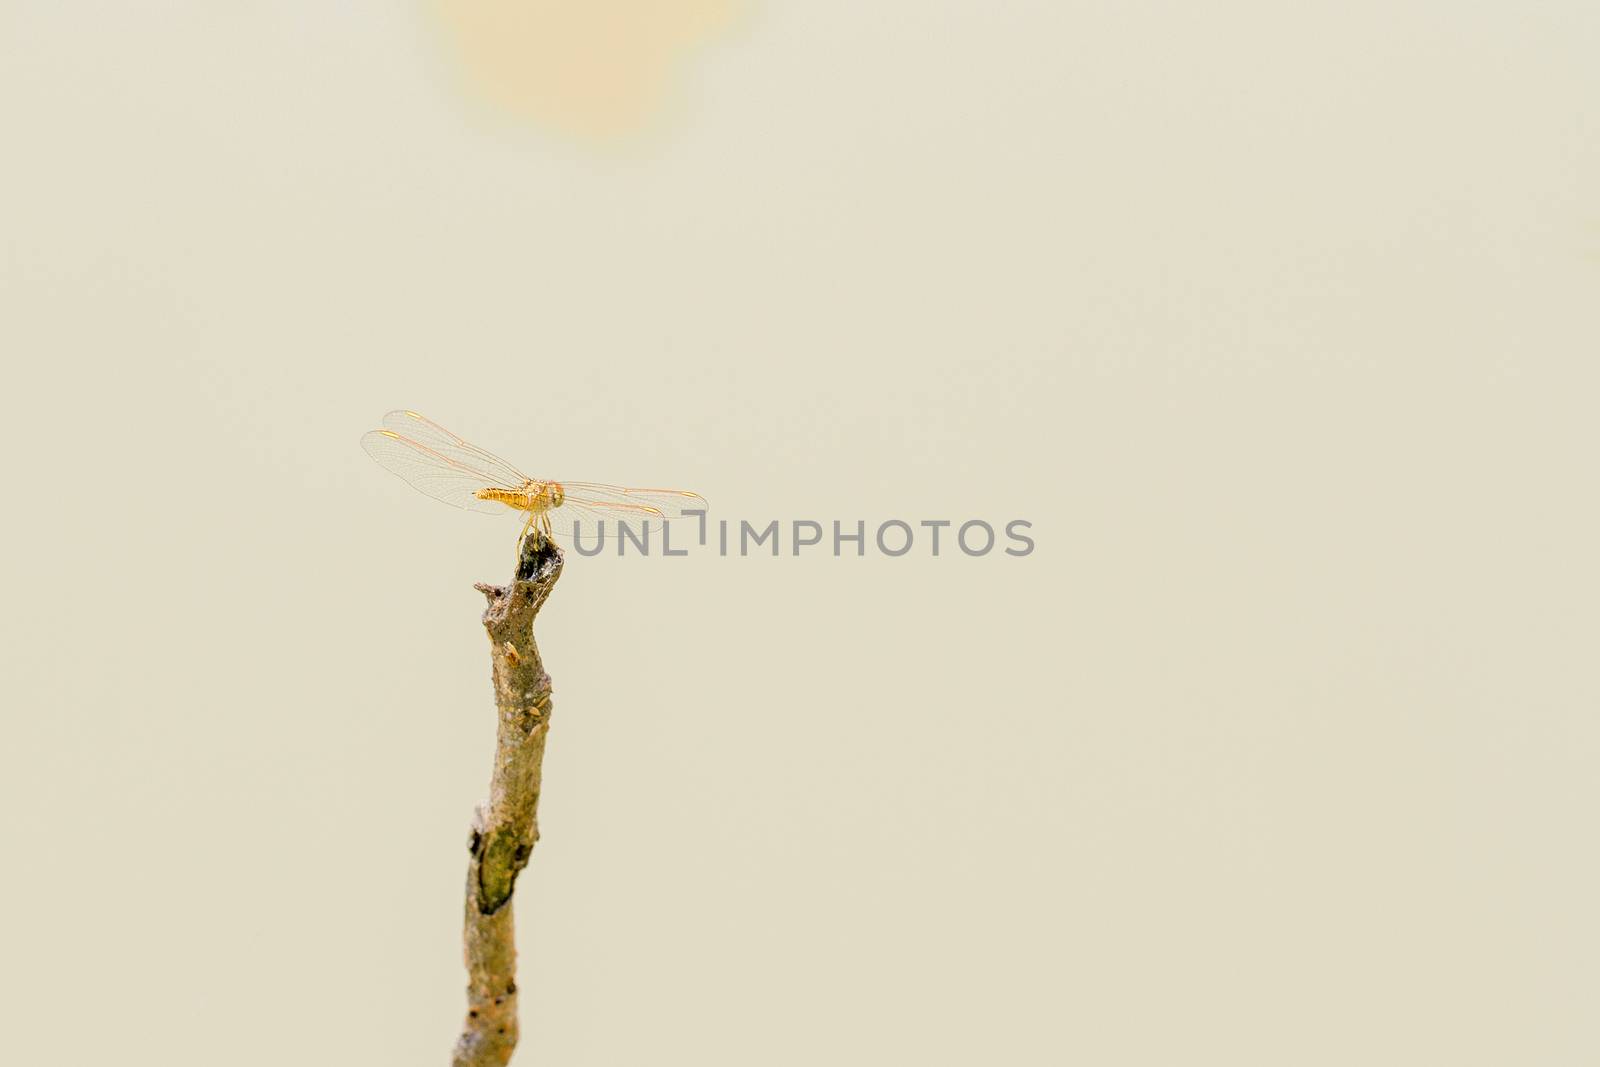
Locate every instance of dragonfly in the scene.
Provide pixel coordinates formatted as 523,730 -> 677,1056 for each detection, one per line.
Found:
361,410 -> 706,546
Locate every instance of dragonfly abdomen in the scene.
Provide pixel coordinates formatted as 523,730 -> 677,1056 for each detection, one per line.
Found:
474,481 -> 561,514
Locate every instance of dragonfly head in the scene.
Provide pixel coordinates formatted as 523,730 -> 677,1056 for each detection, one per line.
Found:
548,482 -> 566,508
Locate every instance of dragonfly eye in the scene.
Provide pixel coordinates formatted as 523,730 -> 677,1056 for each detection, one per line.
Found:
550,484 -> 565,508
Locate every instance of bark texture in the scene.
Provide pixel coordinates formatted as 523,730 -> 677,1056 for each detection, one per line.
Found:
453,533 -> 564,1067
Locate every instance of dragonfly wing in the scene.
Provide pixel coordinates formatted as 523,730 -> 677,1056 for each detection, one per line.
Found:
550,483 -> 707,540
380,411 -> 532,488
361,429 -> 521,514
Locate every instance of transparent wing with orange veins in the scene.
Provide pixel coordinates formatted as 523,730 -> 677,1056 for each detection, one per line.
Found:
360,423 -> 526,515
548,483 -> 708,540
380,410 -> 532,487
360,411 -> 708,537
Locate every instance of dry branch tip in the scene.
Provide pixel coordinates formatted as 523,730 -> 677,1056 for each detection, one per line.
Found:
454,532 -> 564,1066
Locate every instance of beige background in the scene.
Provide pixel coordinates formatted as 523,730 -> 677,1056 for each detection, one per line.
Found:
2,3 -> 1597,1064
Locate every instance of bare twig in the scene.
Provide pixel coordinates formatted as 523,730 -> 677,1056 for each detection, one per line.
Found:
453,533 -> 564,1067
